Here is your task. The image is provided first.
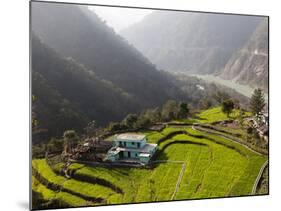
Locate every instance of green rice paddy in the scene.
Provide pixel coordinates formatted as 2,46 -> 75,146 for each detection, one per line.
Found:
32,107 -> 268,208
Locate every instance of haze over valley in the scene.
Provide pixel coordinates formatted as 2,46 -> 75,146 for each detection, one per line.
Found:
31,2 -> 268,140
120,10 -> 268,92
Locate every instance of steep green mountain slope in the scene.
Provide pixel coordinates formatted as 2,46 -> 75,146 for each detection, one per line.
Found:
31,3 -> 253,142
32,35 -> 140,140
219,20 -> 268,92
31,2 -> 184,109
120,11 -> 263,75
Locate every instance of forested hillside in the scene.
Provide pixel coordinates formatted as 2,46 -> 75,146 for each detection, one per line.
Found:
219,20 -> 268,91
31,2 -> 184,109
121,11 -> 263,75
32,35 -> 142,141
31,3 -> 253,142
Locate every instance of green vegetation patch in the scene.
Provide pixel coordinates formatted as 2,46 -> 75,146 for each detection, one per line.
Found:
32,159 -> 119,202
32,107 -> 267,206
193,107 -> 250,124
32,176 -> 87,207
71,162 -> 182,203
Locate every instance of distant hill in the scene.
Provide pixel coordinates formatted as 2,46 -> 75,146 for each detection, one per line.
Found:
120,11 -> 263,75
219,20 -> 268,92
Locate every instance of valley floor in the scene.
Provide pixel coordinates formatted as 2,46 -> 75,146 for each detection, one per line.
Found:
192,74 -> 263,99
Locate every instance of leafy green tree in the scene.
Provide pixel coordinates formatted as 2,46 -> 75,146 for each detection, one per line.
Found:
123,114 -> 138,129
142,108 -> 162,124
237,109 -> 245,127
108,122 -> 127,132
47,138 -> 64,153
199,98 -> 212,109
161,100 -> 179,121
178,102 -> 189,119
84,120 -> 97,137
151,107 -> 162,123
250,88 -> 266,116
136,116 -> 151,129
63,130 -> 78,154
221,99 -> 234,117
213,91 -> 230,104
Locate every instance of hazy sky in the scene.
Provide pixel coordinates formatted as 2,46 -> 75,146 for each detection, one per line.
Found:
88,6 -> 152,32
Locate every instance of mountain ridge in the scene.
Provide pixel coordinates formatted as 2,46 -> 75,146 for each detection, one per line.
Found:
219,19 -> 268,91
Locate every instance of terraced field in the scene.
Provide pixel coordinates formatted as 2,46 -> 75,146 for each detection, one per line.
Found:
32,107 -> 268,208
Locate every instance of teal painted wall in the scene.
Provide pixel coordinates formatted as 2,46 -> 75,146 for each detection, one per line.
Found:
114,139 -> 146,149
122,151 -> 139,158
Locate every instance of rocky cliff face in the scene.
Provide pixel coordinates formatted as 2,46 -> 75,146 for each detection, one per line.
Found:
219,19 -> 268,92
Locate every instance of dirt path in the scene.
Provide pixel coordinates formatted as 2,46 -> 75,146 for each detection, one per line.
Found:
191,125 -> 264,156
171,162 -> 186,200
251,160 -> 269,194
152,160 -> 186,200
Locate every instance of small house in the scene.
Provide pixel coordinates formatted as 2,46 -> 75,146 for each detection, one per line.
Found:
106,133 -> 157,164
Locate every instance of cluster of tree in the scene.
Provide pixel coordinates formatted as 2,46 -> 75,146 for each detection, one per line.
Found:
211,90 -> 236,117
215,88 -> 266,118
32,130 -> 80,158
171,74 -> 249,110
32,88 -> 267,158
107,100 -> 189,133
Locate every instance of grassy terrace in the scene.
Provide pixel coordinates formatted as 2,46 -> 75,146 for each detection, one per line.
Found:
194,107 -> 251,124
32,106 -> 268,207
32,176 -> 87,207
32,159 -> 120,204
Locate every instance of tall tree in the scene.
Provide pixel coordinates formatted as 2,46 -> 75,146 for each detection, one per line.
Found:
63,130 -> 78,154
221,99 -> 234,117
250,88 -> 266,116
213,91 -> 230,104
178,102 -> 189,119
122,114 -> 138,129
161,100 -> 179,121
84,120 -> 97,137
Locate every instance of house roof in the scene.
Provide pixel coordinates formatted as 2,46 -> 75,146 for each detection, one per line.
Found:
114,143 -> 157,153
139,153 -> 150,157
115,133 -> 146,142
142,143 -> 157,152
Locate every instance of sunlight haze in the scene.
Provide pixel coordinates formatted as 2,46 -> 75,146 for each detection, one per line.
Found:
88,6 -> 152,32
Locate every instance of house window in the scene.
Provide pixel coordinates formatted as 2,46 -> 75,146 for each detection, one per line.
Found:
137,143 -> 140,148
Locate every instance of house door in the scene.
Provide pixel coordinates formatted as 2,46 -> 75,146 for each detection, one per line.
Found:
119,151 -> 124,159
128,151 -> 131,158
